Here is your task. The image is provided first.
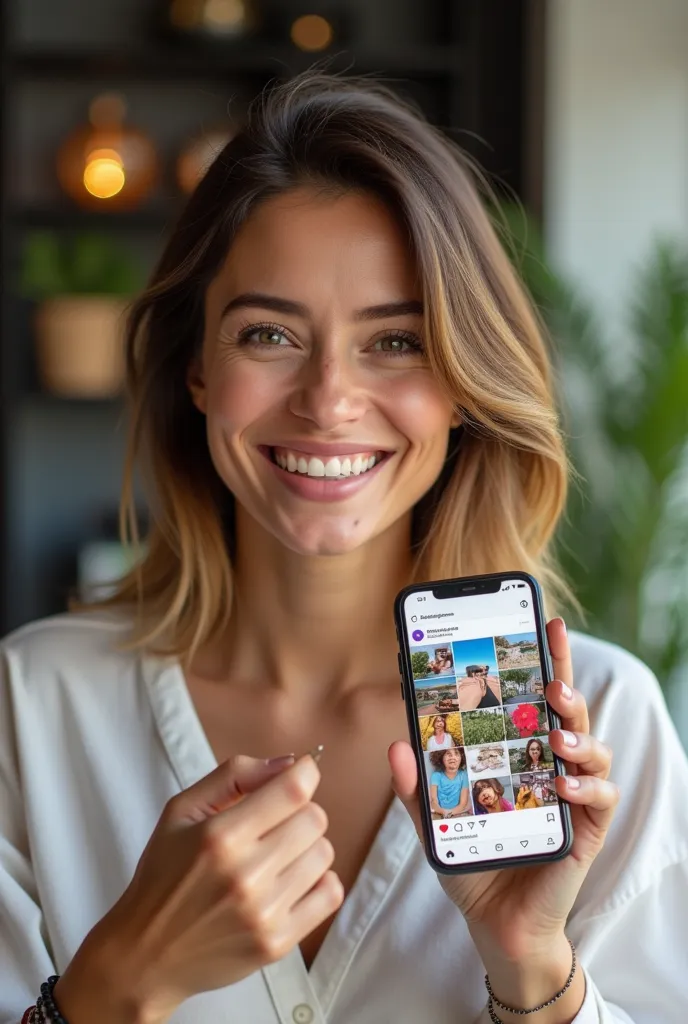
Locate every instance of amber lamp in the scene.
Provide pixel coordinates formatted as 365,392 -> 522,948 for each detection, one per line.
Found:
290,14 -> 334,51
56,94 -> 159,211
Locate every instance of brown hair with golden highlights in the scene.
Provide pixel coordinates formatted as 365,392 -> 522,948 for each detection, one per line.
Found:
87,72 -> 570,661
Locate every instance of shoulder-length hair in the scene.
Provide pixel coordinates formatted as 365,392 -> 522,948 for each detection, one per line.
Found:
429,748 -> 466,773
89,71 -> 570,661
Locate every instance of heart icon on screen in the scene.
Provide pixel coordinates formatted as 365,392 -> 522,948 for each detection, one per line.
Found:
439,824 -> 449,833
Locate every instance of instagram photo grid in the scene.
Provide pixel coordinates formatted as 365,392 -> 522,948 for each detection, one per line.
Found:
412,633 -> 557,819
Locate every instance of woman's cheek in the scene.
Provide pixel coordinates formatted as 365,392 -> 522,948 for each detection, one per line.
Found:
381,375 -> 455,447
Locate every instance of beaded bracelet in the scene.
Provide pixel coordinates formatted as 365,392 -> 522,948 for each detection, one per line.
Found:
485,938 -> 577,1021
21,977 -> 68,1024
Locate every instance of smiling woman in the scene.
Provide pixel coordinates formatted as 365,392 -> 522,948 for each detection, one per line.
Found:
2,70 -> 688,1024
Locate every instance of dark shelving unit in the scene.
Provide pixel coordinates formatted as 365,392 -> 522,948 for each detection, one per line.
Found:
0,0 -> 545,634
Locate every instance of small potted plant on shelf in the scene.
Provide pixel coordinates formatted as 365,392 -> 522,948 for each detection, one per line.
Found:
21,232 -> 142,398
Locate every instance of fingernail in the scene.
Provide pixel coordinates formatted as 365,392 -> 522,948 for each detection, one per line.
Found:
560,730 -> 577,747
559,681 -> 573,699
567,775 -> 581,789
265,754 -> 295,768
557,617 -> 568,635
308,744 -> 324,764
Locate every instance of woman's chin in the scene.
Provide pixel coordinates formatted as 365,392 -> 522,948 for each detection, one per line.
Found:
275,513 -> 377,557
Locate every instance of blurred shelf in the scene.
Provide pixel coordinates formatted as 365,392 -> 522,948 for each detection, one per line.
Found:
9,44 -> 464,81
11,204 -> 180,231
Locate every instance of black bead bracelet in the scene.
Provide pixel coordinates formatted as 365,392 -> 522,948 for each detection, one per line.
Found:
38,976 -> 69,1024
485,938 -> 577,1021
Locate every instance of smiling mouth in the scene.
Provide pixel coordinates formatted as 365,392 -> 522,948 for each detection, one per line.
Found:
268,446 -> 389,480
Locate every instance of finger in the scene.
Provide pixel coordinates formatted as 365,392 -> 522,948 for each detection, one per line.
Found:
224,755 -> 321,838
273,836 -> 336,911
388,740 -> 423,835
255,801 -> 329,878
290,869 -> 344,930
167,754 -> 296,824
546,618 -> 573,689
549,730 -> 612,779
546,678 -> 590,735
556,774 -> 620,831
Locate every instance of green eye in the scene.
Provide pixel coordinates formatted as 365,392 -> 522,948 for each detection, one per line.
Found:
257,329 -> 287,345
373,333 -> 424,355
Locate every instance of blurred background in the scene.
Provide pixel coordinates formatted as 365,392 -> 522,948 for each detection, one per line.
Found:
0,0 -> 686,740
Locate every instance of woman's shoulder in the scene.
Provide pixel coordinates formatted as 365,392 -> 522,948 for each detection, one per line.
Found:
0,609 -> 139,697
568,629 -> 664,708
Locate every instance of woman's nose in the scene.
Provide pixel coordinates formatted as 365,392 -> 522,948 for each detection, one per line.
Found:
288,354 -> 368,431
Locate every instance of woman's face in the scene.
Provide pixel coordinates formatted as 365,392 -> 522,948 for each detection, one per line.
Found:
434,718 -> 445,734
443,749 -> 460,772
477,785 -> 497,808
192,187 -> 457,556
528,742 -> 542,762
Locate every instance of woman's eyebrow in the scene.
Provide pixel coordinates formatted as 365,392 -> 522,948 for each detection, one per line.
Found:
221,292 -> 423,321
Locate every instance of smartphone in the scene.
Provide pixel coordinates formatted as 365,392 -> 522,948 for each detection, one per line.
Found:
394,571 -> 573,873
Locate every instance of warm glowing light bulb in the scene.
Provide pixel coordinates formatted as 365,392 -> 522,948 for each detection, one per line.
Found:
290,14 -> 333,51
83,148 -> 126,199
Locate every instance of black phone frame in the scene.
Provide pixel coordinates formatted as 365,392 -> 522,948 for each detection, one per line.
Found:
394,570 -> 574,875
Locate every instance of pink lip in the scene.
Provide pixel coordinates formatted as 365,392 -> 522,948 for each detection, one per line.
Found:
263,441 -> 392,457
260,448 -> 389,502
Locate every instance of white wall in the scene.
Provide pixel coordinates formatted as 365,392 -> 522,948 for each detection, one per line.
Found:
544,0 -> 688,336
543,0 -> 688,738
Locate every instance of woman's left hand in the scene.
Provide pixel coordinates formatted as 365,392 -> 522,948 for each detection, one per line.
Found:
390,618 -> 619,1015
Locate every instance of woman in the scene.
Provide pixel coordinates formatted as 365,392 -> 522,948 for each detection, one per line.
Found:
0,73 -> 686,1024
425,715 -> 455,751
473,778 -> 514,814
428,749 -> 470,818
521,738 -> 548,771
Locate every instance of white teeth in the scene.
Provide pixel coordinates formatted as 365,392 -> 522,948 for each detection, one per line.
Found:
273,448 -> 383,479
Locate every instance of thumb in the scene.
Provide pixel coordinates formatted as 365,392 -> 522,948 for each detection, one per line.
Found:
168,753 -> 295,824
388,740 -> 423,836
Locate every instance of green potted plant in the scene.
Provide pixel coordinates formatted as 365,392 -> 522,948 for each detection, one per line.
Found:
21,231 -> 142,397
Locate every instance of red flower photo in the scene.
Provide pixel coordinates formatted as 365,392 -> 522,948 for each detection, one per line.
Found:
505,701 -> 549,740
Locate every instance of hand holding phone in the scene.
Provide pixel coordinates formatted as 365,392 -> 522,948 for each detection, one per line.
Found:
390,579 -> 619,1003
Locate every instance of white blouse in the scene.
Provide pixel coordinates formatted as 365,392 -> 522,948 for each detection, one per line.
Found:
426,732 -> 454,751
1,612 -> 687,1024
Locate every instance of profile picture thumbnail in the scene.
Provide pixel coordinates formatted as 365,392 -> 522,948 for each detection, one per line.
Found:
453,637 -> 501,711
508,736 -> 554,774
495,632 -> 540,671
465,742 -> 508,778
504,701 -> 549,740
425,747 -> 472,820
419,713 -> 463,751
513,770 -> 558,810
472,776 -> 515,814
411,643 -> 454,682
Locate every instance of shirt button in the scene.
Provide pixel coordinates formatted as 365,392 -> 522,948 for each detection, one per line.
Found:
292,1005 -> 314,1024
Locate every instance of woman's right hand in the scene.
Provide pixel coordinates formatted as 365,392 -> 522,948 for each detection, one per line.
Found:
55,754 -> 343,1023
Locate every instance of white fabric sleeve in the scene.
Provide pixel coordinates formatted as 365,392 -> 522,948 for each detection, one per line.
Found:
0,654 -> 57,1024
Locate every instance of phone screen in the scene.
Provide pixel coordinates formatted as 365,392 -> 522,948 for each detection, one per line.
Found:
399,576 -> 567,867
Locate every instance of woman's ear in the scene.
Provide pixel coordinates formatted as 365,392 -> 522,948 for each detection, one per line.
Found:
187,357 -> 207,414
450,408 -> 462,429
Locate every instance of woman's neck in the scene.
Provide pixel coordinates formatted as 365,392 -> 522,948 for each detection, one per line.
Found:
191,505 -> 413,699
